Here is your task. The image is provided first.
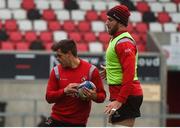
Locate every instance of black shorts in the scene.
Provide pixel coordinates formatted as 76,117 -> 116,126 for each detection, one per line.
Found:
41,117 -> 86,127
110,95 -> 143,123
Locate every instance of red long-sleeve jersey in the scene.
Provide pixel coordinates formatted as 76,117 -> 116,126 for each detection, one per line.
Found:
46,59 -> 106,125
109,31 -> 143,103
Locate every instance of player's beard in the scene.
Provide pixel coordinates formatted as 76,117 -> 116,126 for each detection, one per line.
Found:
106,23 -> 119,36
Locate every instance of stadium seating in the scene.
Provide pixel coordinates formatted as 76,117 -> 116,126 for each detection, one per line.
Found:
48,21 -> 61,31
0,0 -> 180,52
77,1 -> 93,11
15,42 -> 29,51
0,21 -> 2,29
49,0 -> 64,10
63,20 -> 77,32
39,31 -> 53,43
4,20 -> 18,31
9,31 -> 23,42
7,0 -> 22,9
18,20 -> 33,31
76,43 -> 88,52
42,9 -> 56,21
53,31 -> 68,42
21,0 -> 35,10
71,10 -> 86,21
89,42 -> 104,53
24,31 -> 38,42
135,22 -> 149,33
91,21 -> 105,32
83,32 -> 97,43
68,32 -> 82,42
163,23 -> 178,32
136,1 -> 150,13
1,41 -> 14,50
77,21 -> 91,32
157,12 -> 171,24
85,10 -> 99,21
0,9 -> 12,20
98,32 -> 110,44
0,0 -> 6,9
12,9 -> 27,20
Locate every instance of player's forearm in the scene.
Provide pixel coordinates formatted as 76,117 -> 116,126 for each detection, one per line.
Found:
46,89 -> 64,103
93,91 -> 106,103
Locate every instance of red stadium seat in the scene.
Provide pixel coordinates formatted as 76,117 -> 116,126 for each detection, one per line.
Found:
42,9 -> 56,21
44,43 -> 53,51
99,10 -> 107,21
1,41 -> 14,50
21,0 -> 35,10
63,20 -> 76,32
141,33 -> 147,43
15,42 -> 29,51
173,0 -> 180,4
135,22 -> 149,33
137,44 -> 145,52
157,12 -> 171,24
0,20 -> 2,29
76,43 -> 88,52
83,32 -> 97,43
131,32 -> 141,44
68,32 -> 82,42
177,24 -> 180,31
4,19 -> 18,31
48,21 -> 61,31
77,21 -> 91,32
24,31 -> 38,42
9,31 -> 23,42
85,10 -> 99,21
98,32 -> 110,44
136,1 -> 150,13
127,22 -> 134,33
103,43 -> 109,51
40,31 -> 53,43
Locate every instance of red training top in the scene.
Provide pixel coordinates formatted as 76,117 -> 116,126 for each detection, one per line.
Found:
46,59 -> 106,125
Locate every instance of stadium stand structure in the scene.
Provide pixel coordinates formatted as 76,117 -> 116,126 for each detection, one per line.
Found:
0,0 -> 180,52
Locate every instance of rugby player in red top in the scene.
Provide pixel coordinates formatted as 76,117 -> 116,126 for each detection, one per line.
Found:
101,4 -> 143,127
45,39 -> 106,127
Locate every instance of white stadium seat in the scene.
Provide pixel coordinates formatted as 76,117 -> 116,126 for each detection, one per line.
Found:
0,9 -> 12,20
89,42 -> 104,53
164,3 -> 177,13
53,31 -> 68,42
107,1 -> 120,9
149,2 -> 163,12
0,0 -> 6,9
129,11 -> 142,22
158,0 -> 170,2
93,1 -> 107,11
170,13 -> 180,23
55,10 -> 70,21
12,9 -> 27,20
149,23 -> 163,32
34,0 -> 50,10
78,1 -> 93,10
71,10 -> 85,21
163,23 -> 177,32
7,0 -> 22,9
18,20 -> 33,31
50,0 -> 64,9
33,20 -> 47,31
91,21 -> 105,32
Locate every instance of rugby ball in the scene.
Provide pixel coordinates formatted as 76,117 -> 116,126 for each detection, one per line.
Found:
78,81 -> 96,99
